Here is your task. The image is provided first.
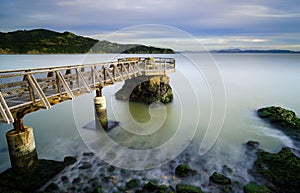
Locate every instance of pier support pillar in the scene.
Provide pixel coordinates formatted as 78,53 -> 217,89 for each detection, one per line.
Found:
6,124 -> 38,173
94,87 -> 108,130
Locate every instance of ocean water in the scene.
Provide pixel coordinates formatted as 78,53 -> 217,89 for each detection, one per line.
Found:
0,53 -> 299,191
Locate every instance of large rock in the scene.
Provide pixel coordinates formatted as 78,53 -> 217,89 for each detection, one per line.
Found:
115,75 -> 173,104
253,147 -> 300,193
257,106 -> 300,142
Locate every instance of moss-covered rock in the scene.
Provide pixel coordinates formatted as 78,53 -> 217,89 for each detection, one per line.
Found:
158,185 -> 169,193
243,182 -> 271,193
116,75 -> 173,104
176,184 -> 204,193
209,172 -> 232,185
175,164 -> 197,178
253,147 -> 300,193
126,179 -> 141,189
258,106 -> 300,140
143,180 -> 159,191
257,106 -> 299,128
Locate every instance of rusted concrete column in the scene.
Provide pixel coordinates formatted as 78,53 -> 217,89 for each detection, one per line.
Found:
94,86 -> 108,129
6,125 -> 38,173
94,96 -> 108,130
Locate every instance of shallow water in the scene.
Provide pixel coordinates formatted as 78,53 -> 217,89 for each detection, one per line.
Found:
0,53 -> 300,191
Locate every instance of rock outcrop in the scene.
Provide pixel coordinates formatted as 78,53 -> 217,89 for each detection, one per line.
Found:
115,75 -> 173,104
257,106 -> 300,142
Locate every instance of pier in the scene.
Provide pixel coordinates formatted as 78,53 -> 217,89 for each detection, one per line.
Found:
0,57 -> 175,172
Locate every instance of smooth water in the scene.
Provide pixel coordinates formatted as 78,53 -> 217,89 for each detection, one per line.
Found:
0,53 -> 299,188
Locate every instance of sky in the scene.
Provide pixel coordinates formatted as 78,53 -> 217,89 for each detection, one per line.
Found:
1,0 -> 300,51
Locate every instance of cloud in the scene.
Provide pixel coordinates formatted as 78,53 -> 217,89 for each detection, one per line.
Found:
0,0 -> 299,49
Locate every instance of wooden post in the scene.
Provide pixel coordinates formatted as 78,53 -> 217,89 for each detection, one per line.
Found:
103,66 -> 106,84
55,71 -> 62,97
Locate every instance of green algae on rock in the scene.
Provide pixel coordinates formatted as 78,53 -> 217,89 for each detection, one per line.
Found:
243,182 -> 271,193
209,172 -> 232,185
176,184 -> 204,193
257,106 -> 300,142
254,147 -> 300,193
175,164 -> 197,178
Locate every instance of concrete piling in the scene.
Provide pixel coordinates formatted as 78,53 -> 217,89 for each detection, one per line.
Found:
94,96 -> 108,130
6,126 -> 38,173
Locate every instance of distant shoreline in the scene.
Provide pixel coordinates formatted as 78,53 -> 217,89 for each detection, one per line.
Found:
179,49 -> 300,54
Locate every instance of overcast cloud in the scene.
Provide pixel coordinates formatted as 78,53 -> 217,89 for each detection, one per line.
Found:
1,0 -> 300,50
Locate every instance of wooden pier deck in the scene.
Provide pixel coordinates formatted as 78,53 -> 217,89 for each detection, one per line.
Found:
0,57 -> 175,124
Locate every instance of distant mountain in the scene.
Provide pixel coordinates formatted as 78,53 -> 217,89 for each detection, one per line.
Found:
0,29 -> 174,54
210,49 -> 300,54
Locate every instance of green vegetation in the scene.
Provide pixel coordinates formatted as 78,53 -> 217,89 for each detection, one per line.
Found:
0,29 -> 175,54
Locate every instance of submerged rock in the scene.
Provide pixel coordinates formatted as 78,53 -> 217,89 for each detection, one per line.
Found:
143,180 -> 159,191
253,147 -> 300,193
245,140 -> 260,150
176,184 -> 204,193
209,172 -> 232,185
92,186 -> 103,193
116,75 -> 173,104
243,182 -> 271,193
126,178 -> 141,189
175,164 -> 197,178
78,162 -> 92,170
64,156 -> 77,166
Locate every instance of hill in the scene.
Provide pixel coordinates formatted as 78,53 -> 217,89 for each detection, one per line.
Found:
0,29 -> 174,54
